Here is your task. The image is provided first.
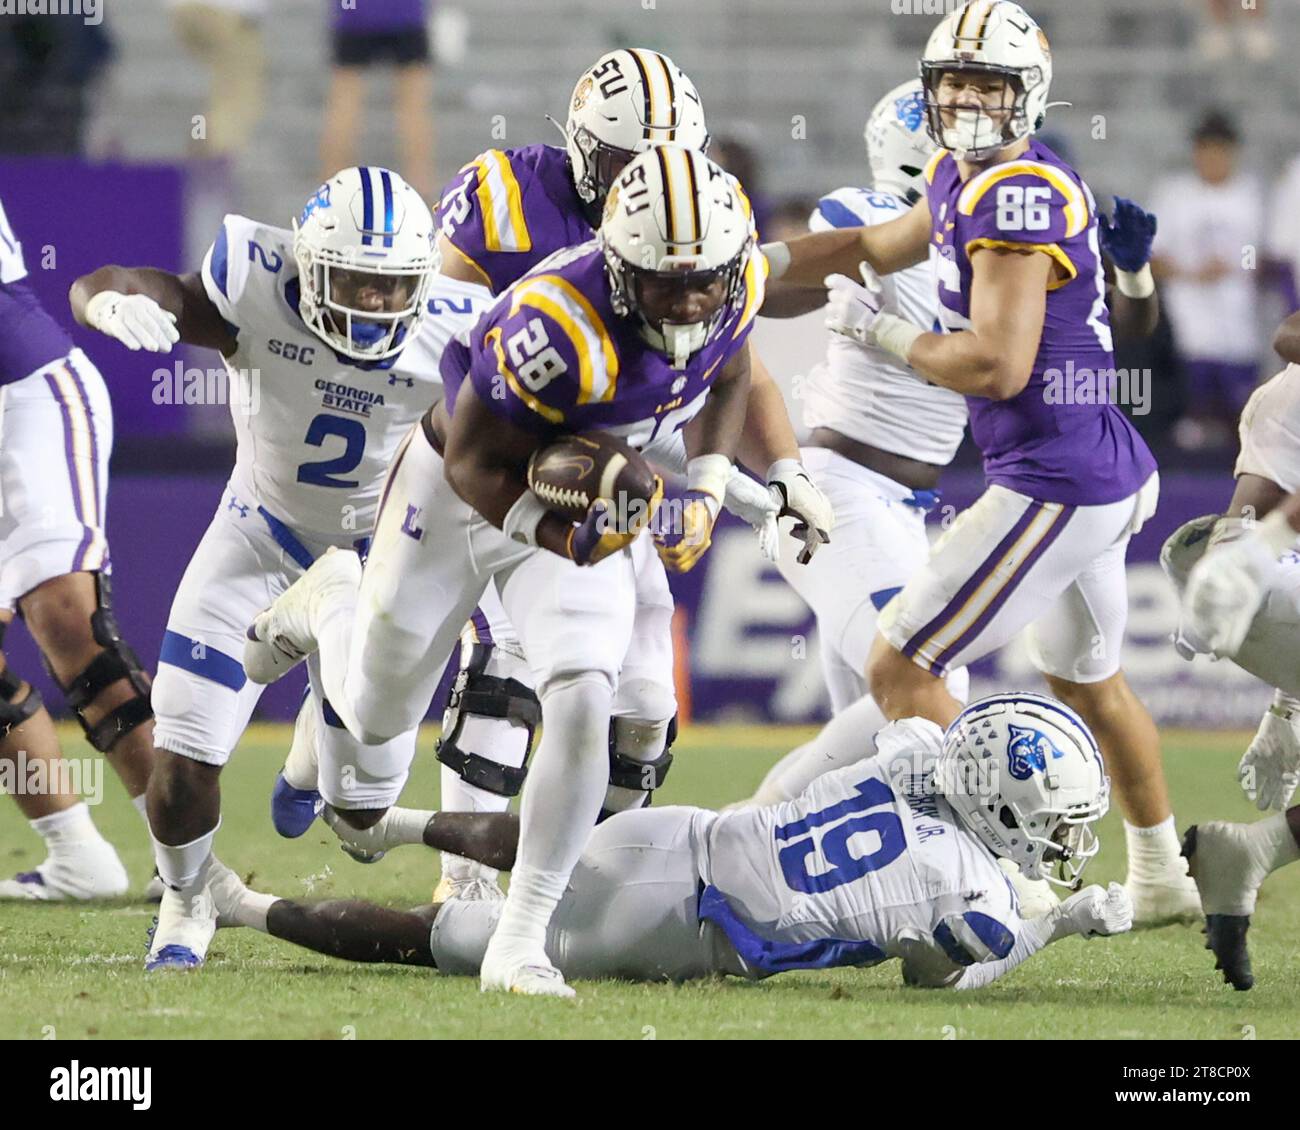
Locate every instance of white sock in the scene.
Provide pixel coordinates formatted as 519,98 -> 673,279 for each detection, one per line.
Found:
493,675 -> 612,947
1249,811 -> 1300,875
31,802 -> 102,849
150,820 -> 219,893
1124,814 -> 1186,878
752,693 -> 887,804
233,889 -> 278,932
379,806 -> 434,849
131,794 -> 149,823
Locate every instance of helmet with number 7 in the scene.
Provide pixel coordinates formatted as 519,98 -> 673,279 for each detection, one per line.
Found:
919,0 -> 1053,162
600,145 -> 755,370
292,166 -> 438,362
565,48 -> 710,215
934,692 -> 1109,888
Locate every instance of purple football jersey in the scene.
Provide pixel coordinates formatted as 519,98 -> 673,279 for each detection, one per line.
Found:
0,199 -> 74,383
436,144 -> 593,296
926,140 -> 1156,505
441,242 -> 766,446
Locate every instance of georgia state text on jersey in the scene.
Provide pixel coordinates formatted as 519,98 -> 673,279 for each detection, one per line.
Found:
698,718 -> 1021,979
925,140 -> 1157,504
805,185 -> 967,466
440,239 -> 766,449
437,144 -> 595,296
200,214 -> 490,539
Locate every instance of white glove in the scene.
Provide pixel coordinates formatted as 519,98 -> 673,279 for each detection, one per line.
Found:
84,290 -> 180,352
322,806 -> 388,864
1058,882 -> 1133,939
1239,693 -> 1300,811
723,469 -> 781,563
767,459 -> 834,564
824,265 -> 884,345
1183,534 -> 1278,658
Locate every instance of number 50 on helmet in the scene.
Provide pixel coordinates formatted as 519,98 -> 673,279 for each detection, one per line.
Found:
934,692 -> 1110,888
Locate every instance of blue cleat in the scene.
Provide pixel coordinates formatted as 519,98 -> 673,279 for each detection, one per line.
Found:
145,943 -> 204,972
271,772 -> 324,838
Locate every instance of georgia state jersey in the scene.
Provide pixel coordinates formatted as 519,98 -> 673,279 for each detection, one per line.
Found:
926,141 -> 1157,505
436,144 -> 593,296
441,239 -> 766,449
803,187 -> 967,466
200,214 -> 490,540
0,196 -> 77,384
698,718 -> 1022,980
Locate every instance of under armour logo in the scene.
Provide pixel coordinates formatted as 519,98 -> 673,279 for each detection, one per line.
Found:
401,504 -> 424,541
226,496 -> 250,518
388,374 -> 415,388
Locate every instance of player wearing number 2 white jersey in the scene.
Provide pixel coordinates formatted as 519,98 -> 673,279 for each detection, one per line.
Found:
71,167 -> 487,971
206,694 -> 1132,987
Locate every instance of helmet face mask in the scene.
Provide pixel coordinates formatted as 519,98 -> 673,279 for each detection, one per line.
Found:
934,693 -> 1109,890
293,167 -> 437,362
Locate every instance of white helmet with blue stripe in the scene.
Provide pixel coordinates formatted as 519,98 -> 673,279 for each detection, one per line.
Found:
865,79 -> 936,204
934,692 -> 1109,888
292,166 -> 438,361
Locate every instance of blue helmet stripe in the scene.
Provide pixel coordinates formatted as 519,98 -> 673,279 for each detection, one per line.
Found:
380,169 -> 395,248
359,165 -> 374,246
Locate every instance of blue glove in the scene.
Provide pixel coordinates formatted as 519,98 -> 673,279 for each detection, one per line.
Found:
1098,197 -> 1157,273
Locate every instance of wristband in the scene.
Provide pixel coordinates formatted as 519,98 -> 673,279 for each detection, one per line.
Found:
760,241 -> 790,280
687,454 -> 732,505
502,490 -> 550,546
872,312 -> 926,364
1115,263 -> 1155,299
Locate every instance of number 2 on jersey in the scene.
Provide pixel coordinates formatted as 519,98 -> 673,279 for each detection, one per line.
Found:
297,413 -> 365,488
775,777 -> 906,894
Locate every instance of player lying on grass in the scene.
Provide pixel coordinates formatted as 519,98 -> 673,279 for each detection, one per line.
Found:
205,694 -> 1132,988
1163,326 -> 1300,988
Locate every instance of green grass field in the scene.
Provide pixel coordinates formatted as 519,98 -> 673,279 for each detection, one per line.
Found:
1,723 -> 1297,1040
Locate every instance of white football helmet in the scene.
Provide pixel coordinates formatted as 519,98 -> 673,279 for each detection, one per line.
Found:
865,79 -> 937,204
934,692 -> 1109,888
292,166 -> 438,362
600,145 -> 754,370
565,48 -> 709,212
919,0 -> 1053,161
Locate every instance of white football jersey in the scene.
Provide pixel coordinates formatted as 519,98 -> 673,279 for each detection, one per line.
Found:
0,197 -> 27,284
699,717 -> 1022,978
802,188 -> 967,466
200,214 -> 490,540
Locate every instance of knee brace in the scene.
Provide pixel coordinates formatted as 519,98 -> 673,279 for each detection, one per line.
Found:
0,636 -> 45,736
599,713 -> 677,821
435,642 -> 540,798
49,572 -> 153,752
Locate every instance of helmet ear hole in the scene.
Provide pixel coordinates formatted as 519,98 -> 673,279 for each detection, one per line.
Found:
998,805 -> 1018,831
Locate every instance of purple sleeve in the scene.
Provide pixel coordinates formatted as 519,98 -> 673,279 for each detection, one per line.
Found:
463,302 -> 582,435
436,154 -> 535,295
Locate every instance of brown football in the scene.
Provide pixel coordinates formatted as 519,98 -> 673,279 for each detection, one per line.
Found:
526,433 -> 658,523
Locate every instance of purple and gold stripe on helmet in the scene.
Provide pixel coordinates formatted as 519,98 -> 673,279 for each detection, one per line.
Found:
359,165 -> 375,246
626,49 -> 656,140
902,498 -> 1073,676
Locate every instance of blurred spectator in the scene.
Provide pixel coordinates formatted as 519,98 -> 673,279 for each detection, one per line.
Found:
321,0 -> 435,200
767,198 -> 820,244
1196,0 -> 1272,62
168,0 -> 266,156
710,136 -> 774,239
1267,153 -> 1300,315
1151,110 -> 1265,450
0,14 -> 113,154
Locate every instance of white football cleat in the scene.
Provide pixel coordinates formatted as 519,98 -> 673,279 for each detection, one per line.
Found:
433,874 -> 505,904
0,841 -> 129,901
145,880 -> 218,971
245,547 -> 361,685
1123,856 -> 1203,927
206,859 -> 251,928
998,857 -> 1061,920
480,934 -> 574,998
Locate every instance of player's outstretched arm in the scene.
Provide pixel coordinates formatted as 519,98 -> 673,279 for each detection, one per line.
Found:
760,196 -> 931,295
70,266 -> 237,356
733,345 -> 799,472
1100,196 -> 1160,341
